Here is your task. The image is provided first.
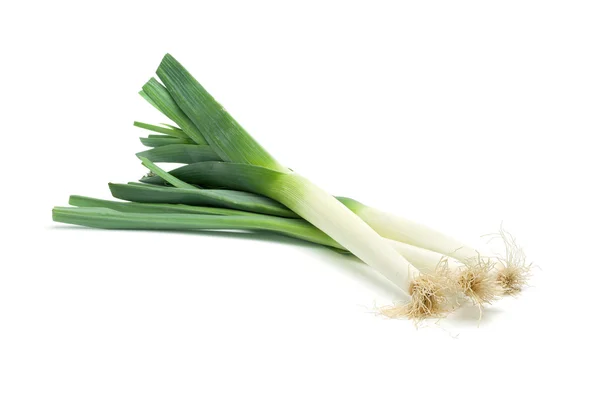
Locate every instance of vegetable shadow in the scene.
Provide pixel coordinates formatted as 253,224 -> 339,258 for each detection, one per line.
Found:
50,225 -> 404,300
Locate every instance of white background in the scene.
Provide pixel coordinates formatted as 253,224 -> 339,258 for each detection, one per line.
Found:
1,1 -> 599,398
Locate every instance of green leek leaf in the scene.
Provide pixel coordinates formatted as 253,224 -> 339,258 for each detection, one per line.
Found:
156,54 -> 287,172
109,183 -> 296,218
133,121 -> 188,139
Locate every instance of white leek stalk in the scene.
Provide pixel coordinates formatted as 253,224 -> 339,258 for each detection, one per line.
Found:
341,198 -> 529,297
339,197 -> 479,262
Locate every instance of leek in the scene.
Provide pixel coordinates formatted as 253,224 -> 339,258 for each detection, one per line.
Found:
51,52 -> 532,319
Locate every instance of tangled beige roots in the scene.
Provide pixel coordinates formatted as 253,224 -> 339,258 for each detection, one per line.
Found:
380,270 -> 456,320
456,256 -> 501,306
491,227 -> 532,295
496,264 -> 530,295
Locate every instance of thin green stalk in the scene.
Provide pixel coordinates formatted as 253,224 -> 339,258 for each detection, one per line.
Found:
53,207 -> 339,249
69,195 -> 255,216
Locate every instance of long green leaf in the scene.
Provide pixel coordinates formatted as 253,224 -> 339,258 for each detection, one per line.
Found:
109,183 -> 296,218
156,54 -> 287,172
53,207 -> 338,249
69,195 -> 255,216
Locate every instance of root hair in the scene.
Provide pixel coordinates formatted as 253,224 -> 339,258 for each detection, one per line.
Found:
380,264 -> 457,320
490,226 -> 532,295
456,255 -> 501,309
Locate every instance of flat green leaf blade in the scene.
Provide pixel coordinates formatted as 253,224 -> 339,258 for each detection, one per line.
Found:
156,54 -> 286,172
109,183 -> 296,218
69,195 -> 255,216
140,136 -> 194,147
140,161 -> 282,194
53,207 -> 340,249
142,78 -> 208,145
133,121 -> 188,139
136,144 -> 221,164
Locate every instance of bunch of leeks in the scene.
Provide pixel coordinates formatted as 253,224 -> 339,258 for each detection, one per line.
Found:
53,54 -> 531,319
